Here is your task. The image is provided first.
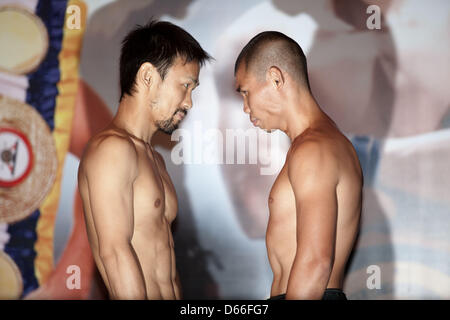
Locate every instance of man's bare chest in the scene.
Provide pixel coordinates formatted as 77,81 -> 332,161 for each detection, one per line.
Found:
132,151 -> 178,224
268,166 -> 296,220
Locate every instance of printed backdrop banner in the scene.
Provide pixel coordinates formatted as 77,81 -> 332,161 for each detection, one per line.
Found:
1,0 -> 449,299
0,0 -> 91,299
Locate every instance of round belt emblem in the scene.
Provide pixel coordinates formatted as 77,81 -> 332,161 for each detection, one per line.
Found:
0,127 -> 33,188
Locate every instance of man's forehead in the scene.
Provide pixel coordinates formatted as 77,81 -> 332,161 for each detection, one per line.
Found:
174,54 -> 198,66
235,64 -> 247,85
235,63 -> 246,78
235,64 -> 255,90
171,57 -> 200,76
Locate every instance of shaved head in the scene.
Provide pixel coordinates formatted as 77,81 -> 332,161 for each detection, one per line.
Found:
235,31 -> 310,90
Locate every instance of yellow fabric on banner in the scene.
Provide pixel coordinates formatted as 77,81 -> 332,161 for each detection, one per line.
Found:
34,0 -> 87,285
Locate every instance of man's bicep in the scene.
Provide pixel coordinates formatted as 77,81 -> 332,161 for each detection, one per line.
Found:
295,185 -> 338,261
288,144 -> 338,260
85,138 -> 138,253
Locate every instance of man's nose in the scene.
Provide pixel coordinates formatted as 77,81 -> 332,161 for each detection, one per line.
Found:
243,102 -> 250,114
183,94 -> 193,110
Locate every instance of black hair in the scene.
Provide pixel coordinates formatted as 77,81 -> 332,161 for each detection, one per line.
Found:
119,19 -> 211,101
235,31 -> 310,90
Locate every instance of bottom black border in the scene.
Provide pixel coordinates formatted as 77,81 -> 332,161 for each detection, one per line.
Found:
1,300 -> 447,319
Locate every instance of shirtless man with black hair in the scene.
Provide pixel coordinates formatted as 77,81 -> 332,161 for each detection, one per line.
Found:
235,31 -> 363,300
78,20 -> 210,300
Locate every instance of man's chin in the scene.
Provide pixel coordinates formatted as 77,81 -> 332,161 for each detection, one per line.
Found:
257,124 -> 276,134
158,123 -> 179,135
160,127 -> 177,135
253,122 -> 274,133
157,116 -> 183,135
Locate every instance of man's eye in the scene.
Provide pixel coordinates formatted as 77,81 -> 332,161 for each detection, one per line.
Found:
183,83 -> 189,88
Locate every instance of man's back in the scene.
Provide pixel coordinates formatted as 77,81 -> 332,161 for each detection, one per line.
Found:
78,125 -> 180,299
267,123 -> 363,297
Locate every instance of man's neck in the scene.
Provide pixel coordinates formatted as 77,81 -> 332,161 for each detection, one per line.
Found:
112,95 -> 157,145
282,92 -> 331,142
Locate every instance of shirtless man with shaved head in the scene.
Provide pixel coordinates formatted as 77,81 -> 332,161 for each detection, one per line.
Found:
234,31 -> 363,300
77,20 -> 210,299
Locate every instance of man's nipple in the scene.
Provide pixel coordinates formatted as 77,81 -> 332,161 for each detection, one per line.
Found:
154,198 -> 161,208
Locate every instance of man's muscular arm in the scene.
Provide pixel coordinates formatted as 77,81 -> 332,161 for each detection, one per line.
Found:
84,136 -> 146,299
285,141 -> 338,300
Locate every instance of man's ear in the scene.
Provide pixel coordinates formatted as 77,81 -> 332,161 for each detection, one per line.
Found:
137,62 -> 157,90
266,66 -> 284,90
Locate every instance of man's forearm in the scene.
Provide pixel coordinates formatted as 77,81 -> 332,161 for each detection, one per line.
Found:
100,244 -> 147,299
285,259 -> 332,300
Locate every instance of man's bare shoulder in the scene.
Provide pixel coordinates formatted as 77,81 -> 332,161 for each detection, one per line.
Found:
288,133 -> 336,163
80,130 -> 138,174
287,128 -> 362,187
287,133 -> 340,182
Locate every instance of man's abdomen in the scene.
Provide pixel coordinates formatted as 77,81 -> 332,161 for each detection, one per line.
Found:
132,222 -> 178,299
266,214 -> 297,296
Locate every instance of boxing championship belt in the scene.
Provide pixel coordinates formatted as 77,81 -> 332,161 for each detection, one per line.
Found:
0,0 -> 86,298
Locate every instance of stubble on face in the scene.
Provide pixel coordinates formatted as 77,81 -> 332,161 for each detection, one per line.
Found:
156,108 -> 187,134
153,58 -> 200,135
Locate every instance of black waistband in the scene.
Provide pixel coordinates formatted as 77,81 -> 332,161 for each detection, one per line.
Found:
269,288 -> 346,300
